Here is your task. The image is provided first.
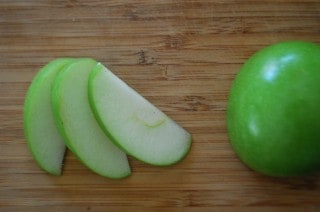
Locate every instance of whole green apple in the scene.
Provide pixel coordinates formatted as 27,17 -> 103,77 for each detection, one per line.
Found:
227,41 -> 320,177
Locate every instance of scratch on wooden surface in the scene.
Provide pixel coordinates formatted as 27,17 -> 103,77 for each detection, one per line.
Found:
137,49 -> 157,65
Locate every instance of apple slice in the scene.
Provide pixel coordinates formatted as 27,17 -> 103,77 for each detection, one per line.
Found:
88,63 -> 192,166
51,58 -> 131,179
24,58 -> 74,175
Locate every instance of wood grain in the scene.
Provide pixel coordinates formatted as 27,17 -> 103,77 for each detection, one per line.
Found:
1,0 -> 320,210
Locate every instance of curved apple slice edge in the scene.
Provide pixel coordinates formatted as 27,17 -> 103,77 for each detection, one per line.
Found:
51,58 -> 131,179
88,63 -> 192,166
23,58 -> 75,175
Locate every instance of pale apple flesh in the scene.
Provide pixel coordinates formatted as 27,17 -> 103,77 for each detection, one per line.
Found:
88,63 -> 192,166
23,58 -> 74,175
51,58 -> 131,179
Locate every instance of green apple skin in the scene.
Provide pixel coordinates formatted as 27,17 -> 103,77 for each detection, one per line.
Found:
51,58 -> 131,179
88,63 -> 192,166
227,41 -> 320,177
24,58 -> 74,175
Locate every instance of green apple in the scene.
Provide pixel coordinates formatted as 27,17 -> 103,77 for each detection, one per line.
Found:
24,58 -> 74,175
88,63 -> 192,166
227,41 -> 320,177
51,58 -> 131,179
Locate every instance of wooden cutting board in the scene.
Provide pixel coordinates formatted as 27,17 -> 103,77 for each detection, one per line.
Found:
1,1 -> 320,211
